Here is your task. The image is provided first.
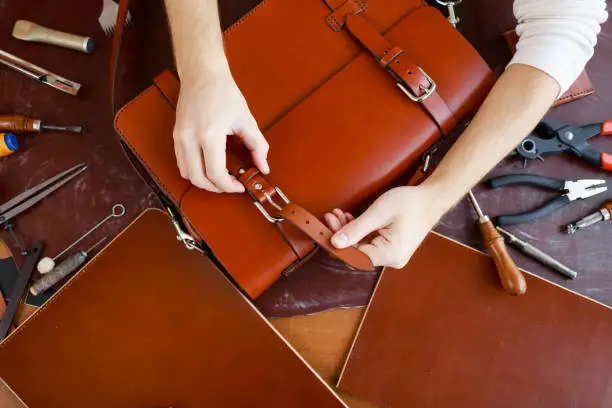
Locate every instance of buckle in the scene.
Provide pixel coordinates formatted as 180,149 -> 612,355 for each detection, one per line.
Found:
254,187 -> 290,223
396,66 -> 437,102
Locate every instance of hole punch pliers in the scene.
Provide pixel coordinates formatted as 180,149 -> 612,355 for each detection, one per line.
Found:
488,174 -> 607,226
515,118 -> 612,169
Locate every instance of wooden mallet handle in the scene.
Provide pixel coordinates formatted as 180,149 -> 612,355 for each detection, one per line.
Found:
12,20 -> 94,54
480,221 -> 527,296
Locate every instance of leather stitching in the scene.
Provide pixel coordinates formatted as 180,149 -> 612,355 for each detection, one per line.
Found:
223,0 -> 269,37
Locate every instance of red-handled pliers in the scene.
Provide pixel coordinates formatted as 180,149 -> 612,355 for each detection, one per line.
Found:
515,119 -> 612,170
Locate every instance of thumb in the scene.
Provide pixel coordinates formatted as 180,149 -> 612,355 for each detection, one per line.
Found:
237,120 -> 270,174
331,206 -> 389,249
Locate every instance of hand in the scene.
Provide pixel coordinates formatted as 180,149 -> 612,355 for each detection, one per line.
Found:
324,186 -> 445,269
173,74 -> 269,193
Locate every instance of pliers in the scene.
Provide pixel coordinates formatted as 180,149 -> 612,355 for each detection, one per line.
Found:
488,174 -> 607,226
515,118 -> 612,169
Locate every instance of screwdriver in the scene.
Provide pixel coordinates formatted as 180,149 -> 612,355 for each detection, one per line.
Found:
29,237 -> 107,296
0,115 -> 82,134
565,201 -> 612,234
468,190 -> 527,296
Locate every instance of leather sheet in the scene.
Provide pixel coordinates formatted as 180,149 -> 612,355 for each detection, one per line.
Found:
0,210 -> 346,408
338,232 -> 612,408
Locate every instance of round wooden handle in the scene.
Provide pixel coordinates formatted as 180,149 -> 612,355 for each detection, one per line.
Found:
480,222 -> 527,296
0,115 -> 35,133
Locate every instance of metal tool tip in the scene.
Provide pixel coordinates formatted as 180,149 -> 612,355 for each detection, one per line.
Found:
565,224 -> 577,234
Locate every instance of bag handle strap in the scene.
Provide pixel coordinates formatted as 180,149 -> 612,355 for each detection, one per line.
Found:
110,0 -> 131,114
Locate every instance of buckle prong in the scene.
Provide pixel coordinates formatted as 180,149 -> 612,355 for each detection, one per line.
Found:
254,187 -> 290,223
396,66 -> 437,102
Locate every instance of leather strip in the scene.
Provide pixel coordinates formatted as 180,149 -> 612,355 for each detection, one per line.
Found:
325,0 -> 368,32
279,203 -> 374,271
110,0 -> 131,114
345,14 -> 457,136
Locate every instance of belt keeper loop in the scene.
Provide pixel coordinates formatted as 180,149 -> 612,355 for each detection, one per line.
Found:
379,46 -> 403,68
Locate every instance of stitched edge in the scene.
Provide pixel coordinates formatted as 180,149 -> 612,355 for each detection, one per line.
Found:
555,89 -> 594,105
0,210 -> 164,348
114,86 -> 181,207
223,0 -> 269,37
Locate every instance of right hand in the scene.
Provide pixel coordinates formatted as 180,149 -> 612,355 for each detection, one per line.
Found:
173,73 -> 270,193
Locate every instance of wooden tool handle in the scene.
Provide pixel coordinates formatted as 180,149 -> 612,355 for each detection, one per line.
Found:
480,222 -> 527,296
0,115 -> 36,133
0,239 -> 12,260
12,20 -> 94,54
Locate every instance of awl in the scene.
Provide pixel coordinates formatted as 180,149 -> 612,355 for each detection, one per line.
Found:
496,227 -> 578,279
0,115 -> 82,134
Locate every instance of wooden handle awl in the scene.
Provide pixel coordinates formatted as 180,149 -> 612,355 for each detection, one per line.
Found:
480,222 -> 527,296
0,115 -> 37,133
12,20 -> 94,54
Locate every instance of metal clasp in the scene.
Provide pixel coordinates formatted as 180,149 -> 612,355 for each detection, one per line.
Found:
397,66 -> 437,103
253,187 -> 290,223
167,207 -> 206,254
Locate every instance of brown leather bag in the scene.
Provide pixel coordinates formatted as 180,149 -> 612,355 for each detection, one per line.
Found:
113,0 -> 495,298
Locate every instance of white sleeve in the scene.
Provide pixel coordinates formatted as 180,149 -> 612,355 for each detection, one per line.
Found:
508,0 -> 608,95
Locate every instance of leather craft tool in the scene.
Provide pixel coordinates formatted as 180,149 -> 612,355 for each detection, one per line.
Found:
515,118 -> 612,169
468,191 -> 526,295
37,204 -> 126,273
99,0 -> 132,36
12,20 -> 94,54
489,174 -> 607,226
565,201 -> 612,234
0,239 -> 19,306
496,227 -> 578,279
0,50 -> 81,95
0,115 -> 82,134
435,0 -> 462,27
0,164 -> 87,251
0,133 -> 18,157
0,243 -> 42,341
31,237 -> 107,296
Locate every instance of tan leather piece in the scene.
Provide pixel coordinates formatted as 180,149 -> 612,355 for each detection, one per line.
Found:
0,378 -> 26,408
0,210 -> 347,408
115,1 -> 494,298
272,308 -> 380,408
338,232 -> 612,408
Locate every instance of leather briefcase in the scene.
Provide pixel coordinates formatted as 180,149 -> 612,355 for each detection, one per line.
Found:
113,0 -> 495,298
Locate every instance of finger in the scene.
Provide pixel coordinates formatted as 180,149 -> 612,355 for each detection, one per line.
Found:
356,243 -> 385,268
332,208 -> 348,226
236,120 -> 270,174
331,205 -> 390,249
202,136 -> 245,193
324,213 -> 342,232
181,136 -> 222,192
174,142 -> 188,179
346,213 -> 355,222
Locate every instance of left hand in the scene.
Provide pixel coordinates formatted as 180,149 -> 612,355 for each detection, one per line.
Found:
324,186 -> 446,269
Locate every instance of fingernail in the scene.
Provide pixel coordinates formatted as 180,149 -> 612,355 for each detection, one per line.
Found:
262,162 -> 270,175
332,232 -> 349,248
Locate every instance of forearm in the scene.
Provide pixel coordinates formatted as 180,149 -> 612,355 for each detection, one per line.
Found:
164,0 -> 230,84
423,64 -> 559,213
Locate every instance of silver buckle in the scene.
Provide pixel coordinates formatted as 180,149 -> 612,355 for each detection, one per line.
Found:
397,67 -> 437,103
167,207 -> 206,254
254,187 -> 290,223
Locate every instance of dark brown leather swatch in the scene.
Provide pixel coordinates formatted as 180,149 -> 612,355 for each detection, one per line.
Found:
0,210 -> 346,408
338,232 -> 612,408
504,29 -> 595,106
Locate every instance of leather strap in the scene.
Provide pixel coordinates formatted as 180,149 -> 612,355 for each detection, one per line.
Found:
324,0 -> 368,32
345,14 -> 457,136
111,0 -> 131,114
